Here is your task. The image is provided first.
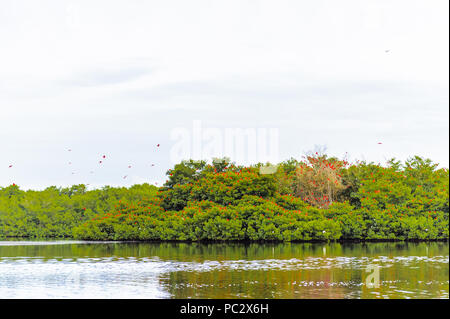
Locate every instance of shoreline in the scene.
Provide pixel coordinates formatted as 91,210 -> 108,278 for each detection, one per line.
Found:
1,237 -> 449,244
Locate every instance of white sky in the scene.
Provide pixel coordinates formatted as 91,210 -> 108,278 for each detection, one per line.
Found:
0,0 -> 448,190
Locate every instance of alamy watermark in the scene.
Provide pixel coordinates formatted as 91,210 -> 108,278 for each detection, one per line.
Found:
365,264 -> 380,289
169,120 -> 280,173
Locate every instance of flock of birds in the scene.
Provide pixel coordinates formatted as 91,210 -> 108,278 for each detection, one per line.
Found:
7,143 -> 161,187
7,140 -> 386,188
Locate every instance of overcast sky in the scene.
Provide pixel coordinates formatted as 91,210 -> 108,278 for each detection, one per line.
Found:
0,0 -> 448,190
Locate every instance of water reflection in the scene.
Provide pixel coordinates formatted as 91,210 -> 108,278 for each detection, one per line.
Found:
0,241 -> 448,299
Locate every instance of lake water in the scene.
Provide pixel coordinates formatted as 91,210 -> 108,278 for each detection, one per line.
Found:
0,241 -> 448,299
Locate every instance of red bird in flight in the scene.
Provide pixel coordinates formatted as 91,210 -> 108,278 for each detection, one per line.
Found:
157,144 -> 160,147
8,165 -> 13,168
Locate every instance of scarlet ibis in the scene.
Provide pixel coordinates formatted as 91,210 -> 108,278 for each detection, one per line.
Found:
157,144 -> 160,147
102,155 -> 106,159
378,142 -> 383,144
8,165 -> 13,168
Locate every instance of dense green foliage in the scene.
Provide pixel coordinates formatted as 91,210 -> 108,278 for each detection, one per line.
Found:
1,156 -> 448,241
0,184 -> 158,238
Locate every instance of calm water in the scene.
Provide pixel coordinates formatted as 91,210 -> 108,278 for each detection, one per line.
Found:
0,240 -> 448,299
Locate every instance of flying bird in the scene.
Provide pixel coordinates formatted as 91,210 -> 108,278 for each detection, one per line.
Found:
99,161 -> 103,164
102,155 -> 106,159
157,144 -> 160,147
68,149 -> 72,152
123,175 -> 128,179
378,142 -> 383,145
8,165 -> 13,168
128,165 -> 132,168
385,50 -> 390,53
151,164 -> 155,167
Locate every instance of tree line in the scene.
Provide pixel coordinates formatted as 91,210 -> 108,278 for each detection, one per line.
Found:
1,155 -> 448,241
